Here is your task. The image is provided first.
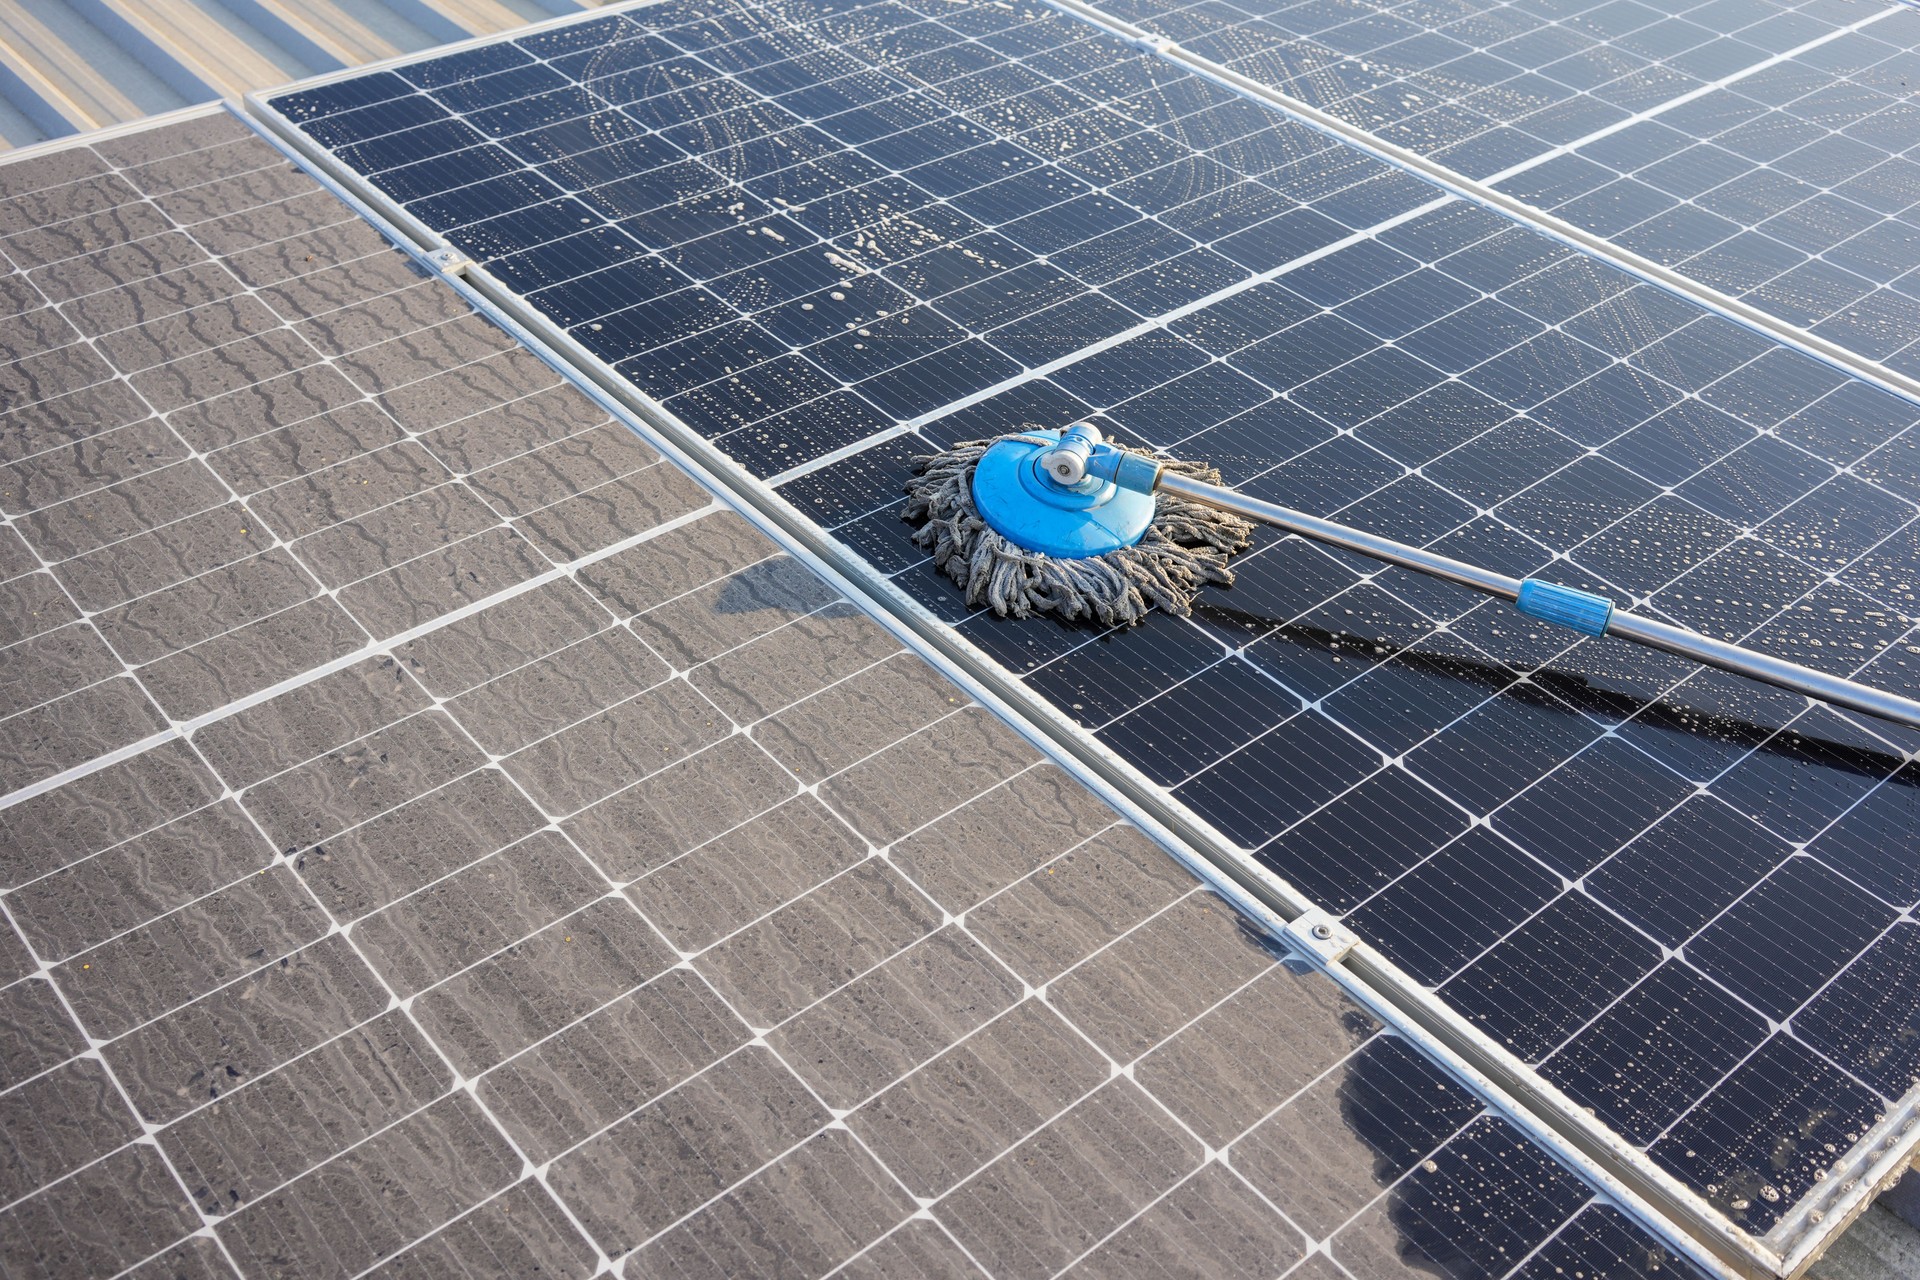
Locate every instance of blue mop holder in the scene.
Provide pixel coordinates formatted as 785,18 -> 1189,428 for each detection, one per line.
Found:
1515,579 -> 1614,637
971,430 -> 1158,559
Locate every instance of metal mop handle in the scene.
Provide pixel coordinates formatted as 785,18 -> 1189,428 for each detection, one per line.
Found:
1053,425 -> 1920,730
1157,470 -> 1920,730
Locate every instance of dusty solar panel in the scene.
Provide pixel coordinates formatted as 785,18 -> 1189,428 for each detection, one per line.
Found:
253,0 -> 1920,1272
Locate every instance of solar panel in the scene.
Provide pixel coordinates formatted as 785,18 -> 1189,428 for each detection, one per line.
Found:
257,0 -> 1920,1270
1089,0 -> 1920,375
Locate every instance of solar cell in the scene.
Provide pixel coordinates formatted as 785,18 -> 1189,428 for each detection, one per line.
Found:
260,0 -> 1920,1269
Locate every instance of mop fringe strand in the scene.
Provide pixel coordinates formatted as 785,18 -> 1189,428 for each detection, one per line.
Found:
903,435 -> 1255,627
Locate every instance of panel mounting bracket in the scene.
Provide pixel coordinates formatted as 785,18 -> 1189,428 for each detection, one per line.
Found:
1283,909 -> 1358,965
426,247 -> 472,276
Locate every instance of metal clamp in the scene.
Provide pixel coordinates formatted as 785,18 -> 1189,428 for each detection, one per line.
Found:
1283,909 -> 1358,964
426,247 -> 472,276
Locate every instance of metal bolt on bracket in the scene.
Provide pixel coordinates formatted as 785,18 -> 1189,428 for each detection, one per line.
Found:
427,247 -> 473,275
1285,910 -> 1358,964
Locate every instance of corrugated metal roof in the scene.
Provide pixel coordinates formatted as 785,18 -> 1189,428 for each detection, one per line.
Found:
0,0 -> 595,150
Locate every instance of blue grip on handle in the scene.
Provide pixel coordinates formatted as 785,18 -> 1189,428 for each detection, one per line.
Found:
1111,450 -> 1162,495
1515,579 -> 1614,636
1084,444 -> 1163,494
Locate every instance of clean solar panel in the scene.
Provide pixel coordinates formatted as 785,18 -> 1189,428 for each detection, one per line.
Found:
263,0 -> 1920,1266
1099,0 -> 1898,173
1491,25 -> 1920,376
1095,0 -> 1920,374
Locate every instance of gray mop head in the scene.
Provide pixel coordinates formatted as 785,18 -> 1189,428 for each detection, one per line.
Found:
902,435 -> 1255,628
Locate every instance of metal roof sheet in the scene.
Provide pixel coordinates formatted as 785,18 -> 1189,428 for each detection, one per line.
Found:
0,0 -> 588,150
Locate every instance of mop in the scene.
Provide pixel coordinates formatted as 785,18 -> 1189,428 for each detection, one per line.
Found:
901,424 -> 1920,731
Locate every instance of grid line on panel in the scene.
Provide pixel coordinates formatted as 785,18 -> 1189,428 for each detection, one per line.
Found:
1470,5 -> 1910,189
0,439 -> 664,697
786,228 -> 1918,652
773,184 -> 1456,483
0,593 -> 888,993
1095,0 -> 1909,186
